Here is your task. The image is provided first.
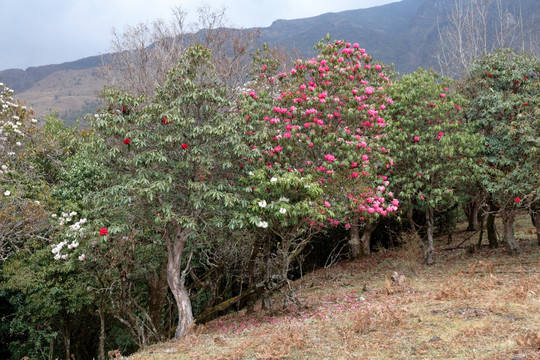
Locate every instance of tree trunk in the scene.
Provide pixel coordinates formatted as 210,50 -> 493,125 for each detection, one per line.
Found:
487,200 -> 498,249
148,262 -> 169,338
349,218 -> 361,259
165,230 -> 194,339
477,207 -> 488,247
531,206 -> 540,246
49,337 -> 54,360
500,208 -> 520,255
424,207 -> 435,265
361,220 -> 379,257
98,304 -> 106,360
63,329 -> 71,360
464,200 -> 480,231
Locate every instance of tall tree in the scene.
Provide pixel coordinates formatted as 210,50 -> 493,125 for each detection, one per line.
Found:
386,69 -> 482,264
0,83 -> 48,261
461,48 -> 540,254
88,44 -> 250,338
239,37 -> 398,261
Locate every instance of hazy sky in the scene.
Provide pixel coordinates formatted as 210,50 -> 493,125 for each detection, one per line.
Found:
0,0 -> 400,70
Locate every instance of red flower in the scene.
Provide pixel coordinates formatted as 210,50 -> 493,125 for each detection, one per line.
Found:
99,228 -> 108,236
162,116 -> 170,124
122,105 -> 127,113
523,103 -> 529,107
181,143 -> 188,149
514,197 -> 520,203
123,138 -> 131,145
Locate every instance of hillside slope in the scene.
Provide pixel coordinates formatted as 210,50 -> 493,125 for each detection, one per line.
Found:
16,67 -> 105,125
125,217 -> 540,359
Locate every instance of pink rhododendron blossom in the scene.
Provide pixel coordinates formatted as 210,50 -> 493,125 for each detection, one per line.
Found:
365,87 -> 374,95
324,201 -> 331,208
324,154 -> 336,163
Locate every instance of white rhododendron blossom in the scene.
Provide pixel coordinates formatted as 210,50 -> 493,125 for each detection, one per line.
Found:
50,212 -> 88,260
257,221 -> 269,228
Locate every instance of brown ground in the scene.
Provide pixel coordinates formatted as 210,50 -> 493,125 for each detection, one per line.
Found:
126,214 -> 540,360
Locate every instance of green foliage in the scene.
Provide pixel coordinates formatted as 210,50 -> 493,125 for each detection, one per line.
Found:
386,68 -> 482,212
461,48 -> 540,208
86,44 -> 250,236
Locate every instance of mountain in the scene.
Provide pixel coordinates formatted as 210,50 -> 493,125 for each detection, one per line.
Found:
1,0 -> 538,124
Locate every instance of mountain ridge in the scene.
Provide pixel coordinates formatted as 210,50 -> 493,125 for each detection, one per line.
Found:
0,0 -> 537,124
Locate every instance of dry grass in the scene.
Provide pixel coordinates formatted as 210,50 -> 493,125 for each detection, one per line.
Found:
127,213 -> 540,360
16,68 -> 105,123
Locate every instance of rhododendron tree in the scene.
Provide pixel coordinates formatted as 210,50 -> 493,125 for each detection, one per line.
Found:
461,48 -> 540,253
0,83 -> 49,261
234,168 -> 327,310
239,37 -> 398,259
87,44 -> 251,338
386,69 -> 482,264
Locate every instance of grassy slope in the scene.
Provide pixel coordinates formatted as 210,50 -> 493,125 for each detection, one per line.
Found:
127,214 -> 540,360
15,68 -> 105,124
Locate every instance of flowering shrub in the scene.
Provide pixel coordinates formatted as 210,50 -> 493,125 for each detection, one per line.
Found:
385,68 -> 482,264
86,44 -> 254,338
240,38 -> 398,235
0,83 -> 48,261
461,48 -> 540,253
50,211 -> 87,260
0,82 -> 39,198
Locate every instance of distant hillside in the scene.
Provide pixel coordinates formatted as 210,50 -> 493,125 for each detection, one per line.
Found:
1,0 -> 538,124
258,0 -> 426,72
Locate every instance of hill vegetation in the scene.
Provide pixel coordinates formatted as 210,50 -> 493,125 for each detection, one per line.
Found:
0,1 -> 538,360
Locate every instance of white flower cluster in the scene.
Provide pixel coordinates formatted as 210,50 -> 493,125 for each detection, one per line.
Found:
51,240 -> 80,260
50,211 -> 87,261
0,83 -> 36,200
257,220 -> 268,228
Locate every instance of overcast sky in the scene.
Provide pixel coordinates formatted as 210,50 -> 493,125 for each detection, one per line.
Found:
0,0 -> 400,71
